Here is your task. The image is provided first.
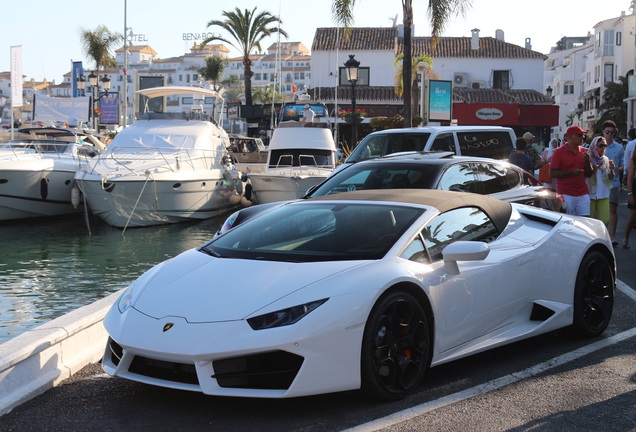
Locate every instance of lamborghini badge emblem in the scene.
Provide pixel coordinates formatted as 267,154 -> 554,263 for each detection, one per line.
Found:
163,323 -> 174,332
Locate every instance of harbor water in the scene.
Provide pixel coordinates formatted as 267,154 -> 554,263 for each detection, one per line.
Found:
0,212 -> 229,344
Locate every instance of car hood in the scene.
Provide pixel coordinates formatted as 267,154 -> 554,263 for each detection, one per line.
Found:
132,249 -> 365,323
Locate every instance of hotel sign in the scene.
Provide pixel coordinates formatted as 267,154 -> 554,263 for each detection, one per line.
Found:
183,32 -> 215,41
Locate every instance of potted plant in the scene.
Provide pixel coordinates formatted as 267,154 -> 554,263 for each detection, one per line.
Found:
339,108 -> 367,124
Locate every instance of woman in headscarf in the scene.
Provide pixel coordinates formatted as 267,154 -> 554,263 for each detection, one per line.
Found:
539,138 -> 560,188
586,136 -> 615,226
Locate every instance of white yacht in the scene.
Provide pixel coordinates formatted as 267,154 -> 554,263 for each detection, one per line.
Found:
247,123 -> 337,204
0,127 -> 105,221
75,86 -> 246,229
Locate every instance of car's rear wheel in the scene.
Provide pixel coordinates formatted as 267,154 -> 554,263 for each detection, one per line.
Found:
360,291 -> 430,400
571,251 -> 614,337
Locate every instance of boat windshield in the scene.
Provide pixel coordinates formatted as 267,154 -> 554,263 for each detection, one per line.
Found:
204,202 -> 423,262
2,140 -> 72,154
269,149 -> 333,168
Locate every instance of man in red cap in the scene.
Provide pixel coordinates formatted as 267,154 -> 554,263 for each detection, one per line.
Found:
550,126 -> 593,216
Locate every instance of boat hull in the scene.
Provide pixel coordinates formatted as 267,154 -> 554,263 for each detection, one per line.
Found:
0,160 -> 81,221
76,175 -> 243,228
247,173 -> 327,204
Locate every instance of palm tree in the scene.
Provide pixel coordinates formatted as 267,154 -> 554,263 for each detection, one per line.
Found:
200,7 -> 288,106
195,56 -> 228,92
393,53 -> 437,123
595,76 -> 628,133
80,25 -> 122,79
332,0 -> 471,127
252,84 -> 285,105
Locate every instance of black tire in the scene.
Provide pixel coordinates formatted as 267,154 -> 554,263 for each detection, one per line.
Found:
571,251 -> 614,337
360,291 -> 430,400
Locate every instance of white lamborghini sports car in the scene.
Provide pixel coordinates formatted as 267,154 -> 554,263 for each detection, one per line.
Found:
102,189 -> 616,400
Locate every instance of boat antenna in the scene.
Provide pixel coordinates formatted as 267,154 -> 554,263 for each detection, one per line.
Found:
333,26 -> 340,147
271,0 -> 282,130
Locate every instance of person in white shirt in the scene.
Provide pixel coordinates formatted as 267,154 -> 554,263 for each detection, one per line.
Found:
301,104 -> 315,127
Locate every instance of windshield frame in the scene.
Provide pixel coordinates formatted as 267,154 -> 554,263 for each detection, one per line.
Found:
203,201 -> 424,263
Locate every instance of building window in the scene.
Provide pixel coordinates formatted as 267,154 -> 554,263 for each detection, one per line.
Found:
604,63 -> 614,83
182,97 -> 193,104
594,66 -> 600,83
603,30 -> 615,56
294,72 -> 300,80
255,73 -> 261,80
193,74 -> 198,81
338,67 -> 370,86
616,31 -> 622,46
492,70 -> 510,90
564,83 -> 574,94
263,73 -> 267,80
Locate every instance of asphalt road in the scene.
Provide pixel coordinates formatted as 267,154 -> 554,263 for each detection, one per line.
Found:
1,202 -> 635,432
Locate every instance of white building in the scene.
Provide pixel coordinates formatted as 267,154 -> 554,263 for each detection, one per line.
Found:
309,25 -> 555,139
545,4 -> 636,136
223,41 -> 312,97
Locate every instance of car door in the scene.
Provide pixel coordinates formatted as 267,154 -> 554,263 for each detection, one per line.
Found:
402,206 -> 535,355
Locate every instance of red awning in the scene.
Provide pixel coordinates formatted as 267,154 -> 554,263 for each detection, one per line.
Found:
452,103 -> 559,127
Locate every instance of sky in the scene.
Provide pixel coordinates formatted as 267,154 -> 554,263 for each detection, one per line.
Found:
3,0 -> 635,83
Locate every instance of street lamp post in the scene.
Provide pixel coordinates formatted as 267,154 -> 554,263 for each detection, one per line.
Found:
88,72 -> 111,131
344,54 -> 360,147
76,75 -> 86,97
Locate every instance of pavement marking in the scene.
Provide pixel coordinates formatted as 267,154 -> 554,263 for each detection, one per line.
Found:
618,278 -> 636,302
343,279 -> 636,432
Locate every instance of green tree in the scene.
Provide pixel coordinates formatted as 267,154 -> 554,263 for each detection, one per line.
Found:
80,25 -> 122,78
200,7 -> 288,106
595,76 -> 628,134
221,76 -> 245,102
394,54 -> 437,124
252,84 -> 285,105
195,56 -> 228,92
332,0 -> 471,127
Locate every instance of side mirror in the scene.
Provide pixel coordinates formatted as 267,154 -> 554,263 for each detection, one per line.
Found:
442,241 -> 490,275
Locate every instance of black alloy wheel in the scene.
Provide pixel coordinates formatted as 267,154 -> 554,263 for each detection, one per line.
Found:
361,290 -> 430,400
571,251 -> 615,337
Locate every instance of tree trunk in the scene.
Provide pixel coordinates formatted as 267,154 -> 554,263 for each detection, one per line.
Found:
402,2 -> 413,128
244,58 -> 253,106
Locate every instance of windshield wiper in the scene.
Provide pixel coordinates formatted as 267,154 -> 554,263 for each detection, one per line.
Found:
200,246 -> 223,258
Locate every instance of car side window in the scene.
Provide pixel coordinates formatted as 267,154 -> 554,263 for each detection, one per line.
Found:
358,135 -> 387,160
422,207 -> 499,262
456,131 -> 513,159
475,162 -> 512,194
401,235 -> 429,263
437,163 -> 481,193
429,133 -> 456,153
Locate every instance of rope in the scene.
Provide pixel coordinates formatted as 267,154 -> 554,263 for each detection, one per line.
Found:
122,171 -> 153,235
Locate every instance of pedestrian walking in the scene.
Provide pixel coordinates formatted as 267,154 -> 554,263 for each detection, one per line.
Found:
549,126 -> 593,216
508,137 -> 535,173
586,136 -> 615,226
623,150 -> 636,249
601,120 -> 624,245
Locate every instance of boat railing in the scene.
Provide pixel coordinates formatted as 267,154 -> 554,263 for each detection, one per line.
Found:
99,146 -> 220,175
134,111 -> 218,124
1,140 -> 96,160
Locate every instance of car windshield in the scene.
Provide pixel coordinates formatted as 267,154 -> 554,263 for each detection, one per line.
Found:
307,162 -> 440,197
205,202 -> 423,262
347,133 -> 432,163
